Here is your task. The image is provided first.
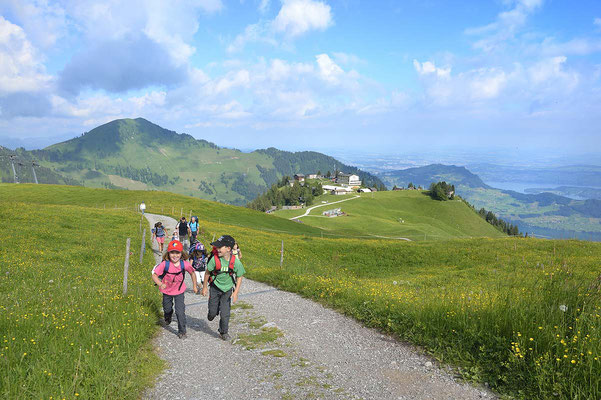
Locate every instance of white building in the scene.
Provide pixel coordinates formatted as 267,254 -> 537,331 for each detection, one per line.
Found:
336,173 -> 361,187
331,187 -> 353,195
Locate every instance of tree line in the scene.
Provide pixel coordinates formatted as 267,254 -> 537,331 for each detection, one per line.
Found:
461,196 -> 522,236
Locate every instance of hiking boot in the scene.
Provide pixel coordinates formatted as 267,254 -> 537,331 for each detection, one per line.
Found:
177,332 -> 187,339
220,333 -> 231,341
164,312 -> 172,326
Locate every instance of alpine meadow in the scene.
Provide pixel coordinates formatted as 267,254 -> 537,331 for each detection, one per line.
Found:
2,184 -> 601,399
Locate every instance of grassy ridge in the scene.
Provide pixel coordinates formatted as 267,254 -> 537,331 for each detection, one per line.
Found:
0,183 -> 322,237
0,202 -> 163,399
273,191 -> 506,240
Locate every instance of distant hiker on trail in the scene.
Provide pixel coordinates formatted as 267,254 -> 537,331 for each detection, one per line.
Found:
174,217 -> 191,252
232,242 -> 242,260
189,216 -> 200,243
201,235 -> 245,341
152,240 -> 198,339
151,221 -> 166,253
189,241 -> 208,295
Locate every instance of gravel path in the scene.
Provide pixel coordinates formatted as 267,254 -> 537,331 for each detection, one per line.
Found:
291,195 -> 360,219
143,212 -> 496,400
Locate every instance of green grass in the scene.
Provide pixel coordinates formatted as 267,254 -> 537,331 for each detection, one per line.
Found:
274,191 -> 506,241
4,184 -> 601,399
0,183 -> 322,237
236,327 -> 284,350
0,201 -> 163,399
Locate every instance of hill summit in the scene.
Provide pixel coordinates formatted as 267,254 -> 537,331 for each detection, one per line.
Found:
19,118 -> 384,205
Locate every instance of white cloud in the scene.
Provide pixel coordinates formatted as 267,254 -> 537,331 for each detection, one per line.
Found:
0,0 -> 67,49
213,70 -> 251,94
527,56 -> 578,90
466,0 -> 544,52
413,60 -> 451,79
469,68 -> 507,99
229,0 -> 333,52
316,54 -> 343,83
227,22 -> 277,53
273,0 -> 332,37
0,16 -> 51,93
332,52 -> 366,66
259,0 -> 270,13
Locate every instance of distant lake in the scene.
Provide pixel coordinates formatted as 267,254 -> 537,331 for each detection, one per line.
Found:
484,181 -> 601,199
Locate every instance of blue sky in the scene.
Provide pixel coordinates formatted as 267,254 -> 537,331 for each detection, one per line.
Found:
1,0 -> 600,156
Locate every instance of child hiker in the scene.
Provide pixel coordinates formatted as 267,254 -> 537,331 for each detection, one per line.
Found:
151,221 -> 167,253
189,241 -> 208,294
152,240 -> 198,339
201,235 -> 245,341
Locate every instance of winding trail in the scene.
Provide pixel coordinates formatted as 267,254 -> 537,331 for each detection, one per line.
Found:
290,195 -> 360,219
143,212 -> 495,400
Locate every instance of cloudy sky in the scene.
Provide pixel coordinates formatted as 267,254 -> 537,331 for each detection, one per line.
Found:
1,0 -> 600,155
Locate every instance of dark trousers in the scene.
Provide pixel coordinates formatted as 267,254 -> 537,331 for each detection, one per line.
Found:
207,285 -> 233,334
163,292 -> 186,334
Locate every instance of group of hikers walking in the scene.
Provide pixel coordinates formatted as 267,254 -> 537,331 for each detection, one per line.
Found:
151,216 -> 244,340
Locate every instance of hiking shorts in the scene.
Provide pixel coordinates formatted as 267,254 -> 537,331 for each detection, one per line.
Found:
156,236 -> 165,244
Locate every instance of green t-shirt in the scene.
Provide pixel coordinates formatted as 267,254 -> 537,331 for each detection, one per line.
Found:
207,255 -> 245,292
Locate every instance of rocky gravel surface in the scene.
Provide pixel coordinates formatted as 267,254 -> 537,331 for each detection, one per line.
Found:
143,213 -> 497,400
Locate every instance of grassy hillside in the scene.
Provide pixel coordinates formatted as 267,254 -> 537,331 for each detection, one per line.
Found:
21,118 -> 383,205
379,164 -> 601,240
0,183 -> 323,237
0,201 -> 162,398
273,191 -> 506,241
5,184 -> 601,399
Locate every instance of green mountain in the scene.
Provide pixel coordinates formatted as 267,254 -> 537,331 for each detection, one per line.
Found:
22,118 -> 383,206
379,164 -> 489,189
378,164 -> 601,240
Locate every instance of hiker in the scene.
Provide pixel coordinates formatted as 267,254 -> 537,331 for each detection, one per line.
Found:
189,241 -> 208,294
174,217 -> 191,252
201,235 -> 245,341
152,240 -> 198,339
151,221 -> 167,253
189,216 -> 200,243
232,242 -> 242,260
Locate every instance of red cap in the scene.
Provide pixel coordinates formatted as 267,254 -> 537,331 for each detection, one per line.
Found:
167,240 -> 183,253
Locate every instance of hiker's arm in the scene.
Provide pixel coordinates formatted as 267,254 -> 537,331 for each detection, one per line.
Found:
152,273 -> 166,289
189,269 -> 199,293
201,273 -> 209,296
232,276 -> 243,303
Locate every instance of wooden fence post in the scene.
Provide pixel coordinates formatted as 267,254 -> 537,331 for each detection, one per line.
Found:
123,238 -> 131,296
189,210 -> 192,220
180,208 -> 183,217
140,229 -> 146,264
280,240 -> 284,268
172,206 -> 174,214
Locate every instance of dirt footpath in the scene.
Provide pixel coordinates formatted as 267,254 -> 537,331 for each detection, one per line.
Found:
143,212 -> 495,400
